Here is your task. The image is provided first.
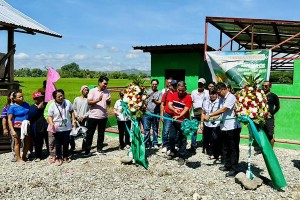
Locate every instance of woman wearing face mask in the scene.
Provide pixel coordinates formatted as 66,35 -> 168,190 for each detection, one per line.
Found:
7,91 -> 30,163
48,90 -> 76,166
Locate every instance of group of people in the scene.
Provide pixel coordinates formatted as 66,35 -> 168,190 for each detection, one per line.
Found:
1,75 -> 280,175
1,76 -> 117,166
145,77 -> 280,177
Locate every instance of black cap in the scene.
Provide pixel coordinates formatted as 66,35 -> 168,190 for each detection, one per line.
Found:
170,80 -> 177,87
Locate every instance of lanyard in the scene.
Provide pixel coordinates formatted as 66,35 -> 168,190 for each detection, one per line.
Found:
209,100 -> 217,114
55,101 -> 67,126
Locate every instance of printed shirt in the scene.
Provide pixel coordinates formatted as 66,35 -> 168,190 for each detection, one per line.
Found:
48,99 -> 74,132
219,92 -> 239,131
114,99 -> 129,121
145,90 -> 162,114
1,104 -> 10,118
161,90 -> 174,115
8,102 -> 30,123
167,92 -> 192,121
88,87 -> 111,119
202,98 -> 221,127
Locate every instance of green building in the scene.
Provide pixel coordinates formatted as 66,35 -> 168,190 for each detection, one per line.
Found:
134,44 -> 214,92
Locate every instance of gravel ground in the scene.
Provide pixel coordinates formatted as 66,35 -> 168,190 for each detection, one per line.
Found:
0,135 -> 299,200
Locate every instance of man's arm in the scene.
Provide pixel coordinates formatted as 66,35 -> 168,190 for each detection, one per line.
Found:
273,95 -> 280,115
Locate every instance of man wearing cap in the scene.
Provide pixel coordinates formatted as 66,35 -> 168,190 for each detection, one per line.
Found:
28,92 -> 48,161
160,79 -> 177,153
72,85 -> 89,152
190,78 -> 209,153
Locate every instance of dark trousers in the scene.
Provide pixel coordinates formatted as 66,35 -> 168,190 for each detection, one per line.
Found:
222,128 -> 241,170
169,121 -> 187,159
84,118 -> 107,154
33,131 -> 48,158
54,131 -> 70,159
203,125 -> 222,158
117,120 -> 131,148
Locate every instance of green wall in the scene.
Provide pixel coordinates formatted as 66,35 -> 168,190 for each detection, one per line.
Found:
151,52 -> 212,92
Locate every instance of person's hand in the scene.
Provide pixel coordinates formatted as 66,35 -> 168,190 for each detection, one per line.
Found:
200,123 -> 204,131
72,121 -> 77,128
77,116 -> 83,122
3,129 -> 8,136
160,118 -> 164,123
173,116 -> 180,120
98,92 -> 103,102
174,109 -> 181,115
203,115 -> 210,121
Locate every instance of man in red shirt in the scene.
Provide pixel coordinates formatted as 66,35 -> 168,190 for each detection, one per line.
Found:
167,81 -> 192,165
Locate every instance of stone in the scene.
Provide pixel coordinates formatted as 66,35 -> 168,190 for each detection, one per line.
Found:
193,193 -> 201,200
120,156 -> 133,164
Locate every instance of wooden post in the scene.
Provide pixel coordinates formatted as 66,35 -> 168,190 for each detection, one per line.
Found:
8,29 -> 14,83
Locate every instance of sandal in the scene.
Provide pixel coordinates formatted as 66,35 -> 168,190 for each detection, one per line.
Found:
55,159 -> 63,166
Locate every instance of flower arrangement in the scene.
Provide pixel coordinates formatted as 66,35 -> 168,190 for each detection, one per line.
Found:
122,76 -> 147,118
235,74 -> 270,127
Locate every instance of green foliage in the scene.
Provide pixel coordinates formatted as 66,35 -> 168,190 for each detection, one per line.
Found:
14,62 -> 149,80
269,71 -> 293,84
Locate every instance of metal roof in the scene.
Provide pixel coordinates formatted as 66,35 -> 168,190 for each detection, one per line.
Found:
206,16 -> 300,54
206,16 -> 300,71
0,0 -> 62,38
134,43 -> 214,53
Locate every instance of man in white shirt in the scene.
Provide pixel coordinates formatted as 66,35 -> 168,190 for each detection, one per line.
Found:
203,82 -> 241,177
190,78 -> 209,153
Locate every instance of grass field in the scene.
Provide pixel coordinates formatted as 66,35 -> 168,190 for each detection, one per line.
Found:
0,77 -> 150,111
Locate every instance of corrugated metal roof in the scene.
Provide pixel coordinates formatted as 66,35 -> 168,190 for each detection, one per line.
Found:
134,43 -> 215,53
0,0 -> 62,38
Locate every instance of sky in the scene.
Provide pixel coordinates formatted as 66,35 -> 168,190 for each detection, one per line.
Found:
2,0 -> 300,71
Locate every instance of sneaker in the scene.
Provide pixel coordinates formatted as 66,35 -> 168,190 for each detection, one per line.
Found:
178,158 -> 185,166
153,145 -> 159,149
11,156 -> 17,162
34,158 -> 41,162
83,152 -> 93,157
161,147 -> 167,153
95,150 -> 106,155
225,170 -> 237,177
175,146 -> 179,151
125,145 -> 131,149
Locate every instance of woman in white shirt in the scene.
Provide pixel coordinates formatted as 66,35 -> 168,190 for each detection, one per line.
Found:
48,90 -> 76,166
114,91 -> 131,150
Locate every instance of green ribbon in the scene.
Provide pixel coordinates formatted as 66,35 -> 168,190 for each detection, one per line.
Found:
238,115 -> 287,189
121,101 -> 148,169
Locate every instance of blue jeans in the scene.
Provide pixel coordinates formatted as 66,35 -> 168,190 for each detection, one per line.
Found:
191,116 -> 200,149
142,114 -> 159,147
162,112 -> 172,148
169,121 -> 187,158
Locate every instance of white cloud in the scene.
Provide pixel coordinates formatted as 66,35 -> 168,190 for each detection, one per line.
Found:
15,52 -> 29,59
35,53 -> 51,60
72,54 -> 87,60
95,44 -> 105,49
110,46 -> 119,52
126,53 -> 138,59
103,56 -> 111,60
54,54 -> 69,59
